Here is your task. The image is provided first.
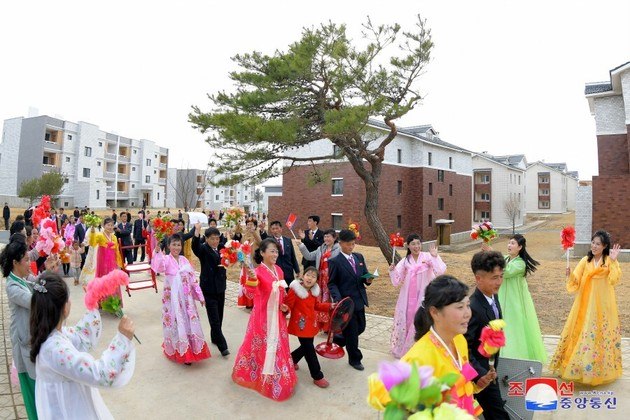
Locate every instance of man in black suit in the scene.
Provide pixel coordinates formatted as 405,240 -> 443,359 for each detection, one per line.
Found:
3,203 -> 10,230
208,218 -> 227,246
192,224 -> 229,356
300,215 -> 324,270
328,229 -> 372,371
465,251 -> 510,420
132,211 -> 148,262
115,212 -> 134,265
269,220 -> 300,285
74,215 -> 88,269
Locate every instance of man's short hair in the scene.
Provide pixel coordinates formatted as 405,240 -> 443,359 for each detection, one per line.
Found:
338,229 -> 356,242
205,227 -> 221,238
308,215 -> 320,224
470,251 -> 506,274
269,220 -> 282,228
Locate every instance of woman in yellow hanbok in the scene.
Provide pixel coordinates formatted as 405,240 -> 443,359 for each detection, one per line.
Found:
550,230 -> 622,386
402,275 -> 493,418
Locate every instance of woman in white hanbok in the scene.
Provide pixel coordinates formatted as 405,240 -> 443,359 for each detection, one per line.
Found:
30,272 -> 136,420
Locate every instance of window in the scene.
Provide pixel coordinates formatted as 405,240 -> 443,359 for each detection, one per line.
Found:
480,174 -> 490,183
132,167 -> 136,172
64,178 -> 69,184
154,154 -> 158,159
65,157 -> 71,163
67,134 -> 73,140
153,170 -> 157,174
133,149 -> 137,155
481,211 -> 490,219
96,190 -> 100,200
64,202 -> 69,207
397,180 -> 402,195
481,193 -> 490,201
428,183 -> 433,195
83,168 -> 90,178
438,198 -> 444,210
331,214 -> 344,230
132,184 -> 135,188
157,192 -> 160,200
97,161 -> 102,166
333,145 -> 343,158
449,157 -> 453,169
449,184 -> 453,196
45,133 -> 50,141
448,212 -> 452,220
510,174 -> 513,183
244,196 -> 248,201
518,175 -> 521,185
428,152 -> 432,166
437,170 -> 444,182
146,159 -> 151,166
215,194 -> 220,201
332,179 -> 344,195
397,215 -> 402,229
397,149 -> 402,164
145,175 -> 150,183
98,141 -> 102,147
428,214 -> 433,227
84,147 -> 92,157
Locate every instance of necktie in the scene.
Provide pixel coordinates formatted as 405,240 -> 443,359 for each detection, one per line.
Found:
348,255 -> 356,273
276,237 -> 283,254
490,298 -> 499,319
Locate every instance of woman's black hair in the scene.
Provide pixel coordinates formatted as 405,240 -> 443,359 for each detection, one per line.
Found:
245,218 -> 258,228
303,266 -> 318,277
510,234 -> 539,276
254,238 -> 279,265
413,275 -> 469,341
405,233 -> 422,259
25,225 -> 33,237
30,272 -> 69,363
102,217 -> 114,226
323,228 -> 337,239
168,232 -> 183,246
9,220 -> 25,236
0,239 -> 28,278
587,230 -> 611,264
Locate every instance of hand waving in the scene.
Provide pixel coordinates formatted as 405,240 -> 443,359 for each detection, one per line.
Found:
609,243 -> 621,261
429,243 -> 438,257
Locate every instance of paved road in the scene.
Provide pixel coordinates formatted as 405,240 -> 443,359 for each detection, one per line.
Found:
0,231 -> 8,245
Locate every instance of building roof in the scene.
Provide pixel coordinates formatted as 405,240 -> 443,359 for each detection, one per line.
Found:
367,119 -> 470,153
585,82 -> 613,95
526,161 -> 575,177
545,162 -> 568,171
585,60 -> 630,96
472,152 -> 526,172
567,171 -> 579,179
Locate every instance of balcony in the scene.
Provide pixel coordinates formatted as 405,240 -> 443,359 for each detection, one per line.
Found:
104,171 -> 115,180
107,191 -> 129,199
159,162 -> 167,169
43,141 -> 62,151
105,152 -> 117,161
117,173 -> 130,181
42,163 -> 61,173
118,154 -> 130,163
158,178 -> 166,185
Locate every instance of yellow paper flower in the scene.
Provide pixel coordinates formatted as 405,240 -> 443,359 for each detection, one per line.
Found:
367,373 -> 391,411
488,319 -> 506,331
408,409 -> 434,419
432,403 -> 475,419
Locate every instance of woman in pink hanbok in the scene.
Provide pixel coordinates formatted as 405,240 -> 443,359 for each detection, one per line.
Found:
232,238 -> 297,401
389,233 -> 447,358
151,233 -> 211,364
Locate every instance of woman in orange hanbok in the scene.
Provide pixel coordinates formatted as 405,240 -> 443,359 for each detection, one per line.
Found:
550,230 -> 622,386
402,275 -> 489,418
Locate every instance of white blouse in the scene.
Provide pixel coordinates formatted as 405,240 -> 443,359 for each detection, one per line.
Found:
35,310 -> 135,420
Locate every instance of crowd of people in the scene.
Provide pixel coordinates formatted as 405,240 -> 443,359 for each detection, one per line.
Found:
0,203 -> 624,418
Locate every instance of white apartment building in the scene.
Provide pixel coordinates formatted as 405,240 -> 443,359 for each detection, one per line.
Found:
0,115 -> 169,209
525,161 -> 578,214
472,153 -> 527,229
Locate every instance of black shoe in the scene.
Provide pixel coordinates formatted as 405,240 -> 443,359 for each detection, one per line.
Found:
350,363 -> 364,371
184,362 -> 192,366
221,349 -> 230,357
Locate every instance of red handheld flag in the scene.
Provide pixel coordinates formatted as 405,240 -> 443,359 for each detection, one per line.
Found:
286,213 -> 297,229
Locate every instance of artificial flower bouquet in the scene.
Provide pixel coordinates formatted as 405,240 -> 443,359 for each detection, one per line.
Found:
83,214 -> 103,229
478,319 -> 506,361
151,214 -> 174,242
367,360 -> 474,419
470,221 -> 497,243
224,207 -> 245,228
219,240 -> 253,269
390,232 -> 405,264
348,220 -> 361,241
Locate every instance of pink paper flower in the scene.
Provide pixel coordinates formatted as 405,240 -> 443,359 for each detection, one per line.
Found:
378,360 -> 412,391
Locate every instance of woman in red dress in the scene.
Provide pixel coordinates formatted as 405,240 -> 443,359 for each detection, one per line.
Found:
232,238 -> 297,401
296,229 -> 340,330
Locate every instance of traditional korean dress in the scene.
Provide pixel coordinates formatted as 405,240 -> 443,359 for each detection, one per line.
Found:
497,255 -> 547,363
549,256 -> 622,385
402,329 -> 482,417
232,264 -> 297,401
151,252 -> 211,363
297,242 -> 340,330
6,272 -> 37,419
390,253 -> 446,358
89,230 -> 123,303
35,310 -> 135,420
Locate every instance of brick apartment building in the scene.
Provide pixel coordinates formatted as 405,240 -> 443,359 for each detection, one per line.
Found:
268,120 -> 473,247
585,60 -> 630,248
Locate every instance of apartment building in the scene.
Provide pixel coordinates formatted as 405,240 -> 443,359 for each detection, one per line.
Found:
269,119 -> 473,246
472,153 -> 526,229
0,115 -> 169,208
525,161 -> 578,214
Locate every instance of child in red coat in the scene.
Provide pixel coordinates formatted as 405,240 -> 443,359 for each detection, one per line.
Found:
282,266 -> 333,388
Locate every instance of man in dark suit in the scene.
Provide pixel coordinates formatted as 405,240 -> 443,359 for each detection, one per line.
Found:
115,212 -> 134,265
192,224 -> 229,356
465,251 -> 510,420
300,215 -> 324,270
269,220 -> 300,285
208,218 -> 227,246
3,203 -> 10,230
74,215 -> 88,269
132,211 -> 148,262
327,229 -> 372,371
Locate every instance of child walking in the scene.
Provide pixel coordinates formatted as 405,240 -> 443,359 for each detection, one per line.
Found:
152,233 -> 211,364
282,266 -> 333,388
30,272 -> 136,420
68,241 -> 85,285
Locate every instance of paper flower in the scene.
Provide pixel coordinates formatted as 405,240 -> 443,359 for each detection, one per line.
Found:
367,373 -> 392,411
219,240 -> 243,268
83,214 -> 102,229
389,232 -> 405,247
224,207 -> 245,228
470,222 -> 497,243
348,220 -> 361,241
152,215 -> 174,242
378,360 -> 412,391
561,226 -> 576,250
478,319 -> 506,358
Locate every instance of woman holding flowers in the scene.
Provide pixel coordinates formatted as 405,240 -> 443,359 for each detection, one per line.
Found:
89,217 -> 124,304
389,233 -> 446,358
550,230 -> 622,386
402,275 -> 487,417
236,218 -> 262,308
232,238 -> 297,401
151,233 -> 211,364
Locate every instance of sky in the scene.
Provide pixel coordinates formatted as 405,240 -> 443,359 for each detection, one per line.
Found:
1,0 -> 629,180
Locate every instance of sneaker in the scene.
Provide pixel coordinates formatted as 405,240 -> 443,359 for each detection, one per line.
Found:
313,378 -> 329,388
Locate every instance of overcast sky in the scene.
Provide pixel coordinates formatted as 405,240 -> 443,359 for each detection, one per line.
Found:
1,0 -> 628,180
